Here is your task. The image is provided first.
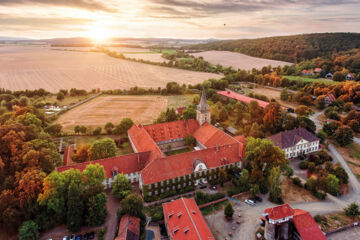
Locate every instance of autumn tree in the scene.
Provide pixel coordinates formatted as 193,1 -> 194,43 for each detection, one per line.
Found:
295,105 -> 313,116
72,145 -> 90,162
334,126 -> 353,146
263,102 -> 282,133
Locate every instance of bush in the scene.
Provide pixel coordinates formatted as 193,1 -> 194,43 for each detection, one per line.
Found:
299,161 -> 308,169
224,203 -> 234,219
292,177 -> 302,187
18,221 -> 39,240
312,191 -> 326,200
344,202 -> 360,218
195,191 -> 225,205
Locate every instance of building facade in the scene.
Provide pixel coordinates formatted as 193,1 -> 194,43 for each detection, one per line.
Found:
267,128 -> 320,159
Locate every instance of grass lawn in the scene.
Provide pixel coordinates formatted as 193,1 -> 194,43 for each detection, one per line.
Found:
165,147 -> 191,156
284,75 -> 336,85
167,94 -> 196,109
200,200 -> 229,216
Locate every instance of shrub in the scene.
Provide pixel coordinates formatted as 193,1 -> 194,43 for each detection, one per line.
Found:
224,203 -> 234,219
299,161 -> 308,169
195,191 -> 225,205
292,177 -> 302,187
344,202 -> 360,218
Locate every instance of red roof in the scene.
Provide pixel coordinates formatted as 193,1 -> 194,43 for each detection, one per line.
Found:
314,68 -> 322,72
264,204 -> 294,220
141,143 -> 241,185
128,124 -> 163,163
143,119 -> 199,143
293,209 -> 326,240
63,145 -> 74,166
218,91 -> 269,108
176,107 -> 187,115
116,214 -> 140,240
194,122 -> 245,158
57,152 -> 150,178
163,198 -> 215,240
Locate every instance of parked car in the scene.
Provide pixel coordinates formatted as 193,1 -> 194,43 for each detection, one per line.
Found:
63,236 -> 69,240
70,235 -> 76,240
88,232 -> 95,239
255,196 -> 262,202
76,234 -> 82,240
210,185 -> 217,190
83,233 -> 88,240
245,199 -> 255,206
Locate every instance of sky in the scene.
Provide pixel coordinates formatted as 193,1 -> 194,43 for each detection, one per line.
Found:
0,0 -> 359,40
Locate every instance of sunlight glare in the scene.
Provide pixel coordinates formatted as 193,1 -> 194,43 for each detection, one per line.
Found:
87,20 -> 112,43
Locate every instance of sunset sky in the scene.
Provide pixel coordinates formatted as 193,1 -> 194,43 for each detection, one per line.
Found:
0,0 -> 359,40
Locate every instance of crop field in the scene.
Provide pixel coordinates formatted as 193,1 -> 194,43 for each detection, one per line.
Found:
0,45 -> 221,92
191,51 -> 291,70
56,95 -> 168,132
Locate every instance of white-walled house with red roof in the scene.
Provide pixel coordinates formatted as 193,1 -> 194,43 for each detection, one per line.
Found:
57,89 -> 245,200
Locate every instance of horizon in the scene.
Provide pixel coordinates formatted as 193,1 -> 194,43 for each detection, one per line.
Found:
0,1 -> 359,41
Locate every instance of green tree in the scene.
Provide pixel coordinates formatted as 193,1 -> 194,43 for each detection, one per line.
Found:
295,105 -> 313,116
104,122 -> 114,134
111,174 -> 133,199
344,202 -> 360,218
120,193 -> 144,218
334,166 -> 349,184
182,107 -> 196,120
268,166 -> 282,204
114,118 -> 134,135
45,123 -> 62,136
334,126 -> 353,146
56,91 -> 65,101
326,174 -> 340,195
18,220 -> 39,240
246,138 -> 288,184
93,127 -> 102,135
250,184 -> 259,197
280,88 -> 289,101
74,125 -> 81,135
86,192 -> 108,226
89,138 -> 117,160
83,163 -> 106,187
66,181 -> 84,232
79,125 -> 87,135
224,203 -> 234,219
184,134 -> 196,147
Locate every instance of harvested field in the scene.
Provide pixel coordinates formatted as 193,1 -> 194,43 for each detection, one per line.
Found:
56,95 -> 168,132
191,51 -> 291,70
123,53 -> 168,63
0,45 -> 221,92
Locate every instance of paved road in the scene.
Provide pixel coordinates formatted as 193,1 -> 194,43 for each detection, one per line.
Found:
328,144 -> 360,195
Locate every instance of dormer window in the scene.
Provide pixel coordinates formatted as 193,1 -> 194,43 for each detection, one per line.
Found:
112,170 -> 118,177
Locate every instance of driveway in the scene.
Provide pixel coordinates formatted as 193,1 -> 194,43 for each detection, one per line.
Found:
309,110 -> 324,131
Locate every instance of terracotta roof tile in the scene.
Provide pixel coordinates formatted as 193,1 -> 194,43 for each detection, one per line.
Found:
264,204 -> 294,220
57,152 -> 150,178
116,214 -> 140,240
143,119 -> 199,143
293,209 -> 326,240
218,90 -> 269,108
163,198 -> 215,240
141,143 -> 241,185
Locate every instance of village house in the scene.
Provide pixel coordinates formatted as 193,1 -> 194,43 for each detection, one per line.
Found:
346,73 -> 355,80
325,72 -> 333,79
324,93 -> 336,106
163,198 -> 215,240
262,204 -> 326,240
267,127 -> 320,159
57,89 -> 245,198
301,69 -> 314,76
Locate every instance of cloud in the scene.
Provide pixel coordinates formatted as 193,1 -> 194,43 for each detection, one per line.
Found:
143,0 -> 359,18
0,15 -> 93,30
0,0 -> 113,12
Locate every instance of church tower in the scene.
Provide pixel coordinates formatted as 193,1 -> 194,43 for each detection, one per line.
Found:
197,88 -> 211,125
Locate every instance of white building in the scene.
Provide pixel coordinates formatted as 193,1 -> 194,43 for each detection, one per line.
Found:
267,127 -> 320,158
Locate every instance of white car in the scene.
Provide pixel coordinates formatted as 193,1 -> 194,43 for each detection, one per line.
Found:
245,199 -> 255,206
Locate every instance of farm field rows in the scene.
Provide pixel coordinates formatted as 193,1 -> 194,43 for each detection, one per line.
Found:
56,95 -> 168,132
191,50 -> 291,70
0,45 -> 221,92
123,53 -> 168,63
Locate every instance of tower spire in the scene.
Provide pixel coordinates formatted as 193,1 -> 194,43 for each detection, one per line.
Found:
196,88 -> 211,125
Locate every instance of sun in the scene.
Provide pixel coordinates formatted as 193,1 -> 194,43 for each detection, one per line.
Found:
87,20 -> 112,43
